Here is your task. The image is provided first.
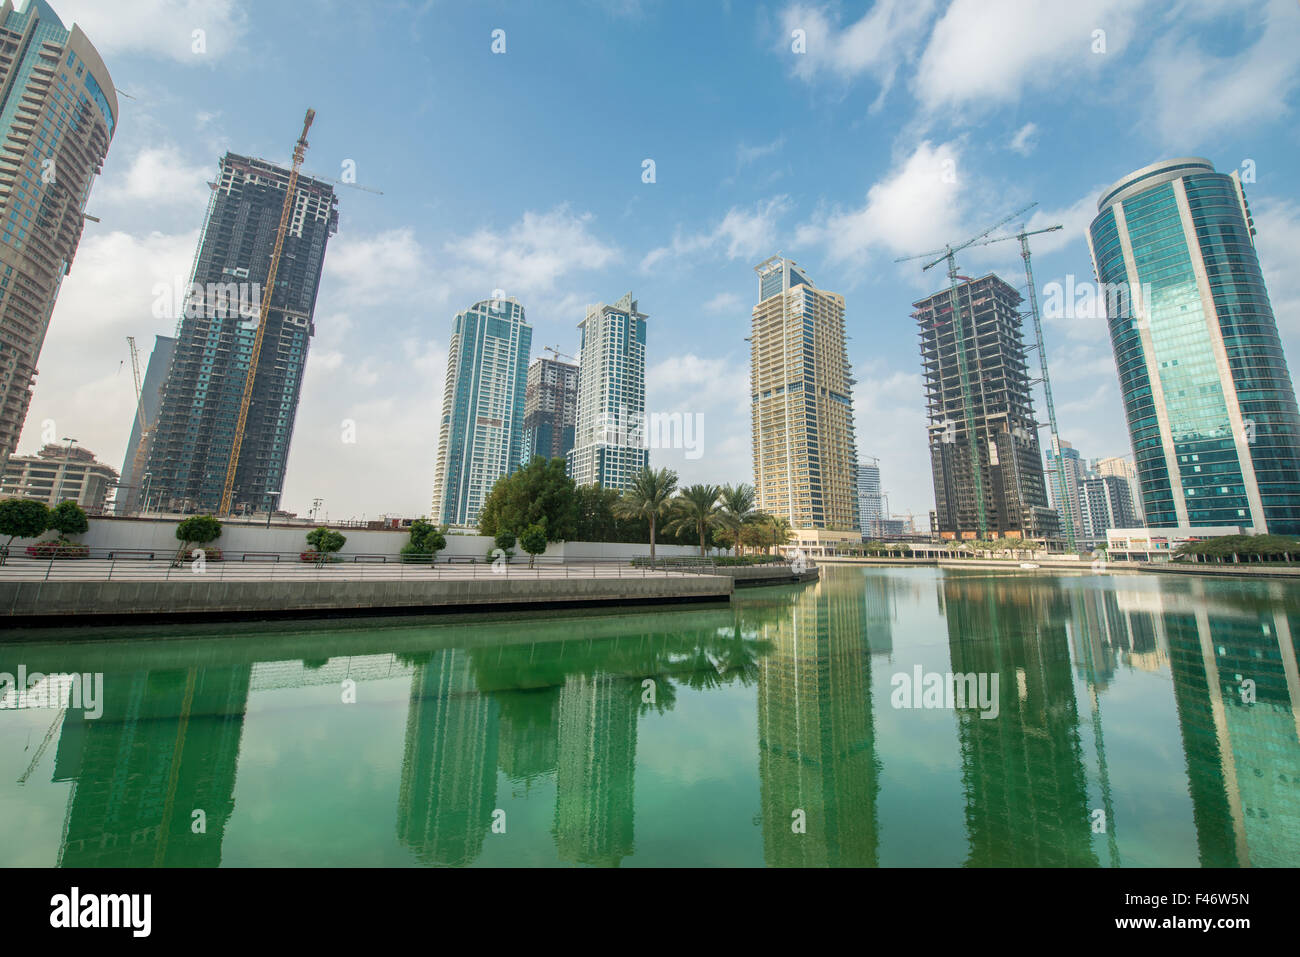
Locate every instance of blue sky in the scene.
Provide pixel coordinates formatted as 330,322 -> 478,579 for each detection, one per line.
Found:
21,0 -> 1300,522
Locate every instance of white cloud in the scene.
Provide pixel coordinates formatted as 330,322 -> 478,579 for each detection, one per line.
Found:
851,364 -> 932,521
1143,0 -> 1300,145
737,137 -> 785,167
780,0 -> 937,105
19,229 -> 198,466
1254,198 -> 1300,344
641,196 -> 791,272
43,0 -> 249,64
452,206 -> 620,304
795,141 -> 965,265
913,0 -> 1145,111
1008,122 -> 1038,156
96,146 -> 212,211
704,292 -> 744,314
645,354 -> 750,486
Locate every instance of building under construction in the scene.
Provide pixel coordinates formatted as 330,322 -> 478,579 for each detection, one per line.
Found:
522,356 -> 578,463
915,273 -> 1058,541
144,153 -> 338,514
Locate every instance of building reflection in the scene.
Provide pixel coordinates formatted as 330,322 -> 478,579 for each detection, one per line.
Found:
941,575 -> 1099,867
753,574 -> 884,866
53,665 -> 251,867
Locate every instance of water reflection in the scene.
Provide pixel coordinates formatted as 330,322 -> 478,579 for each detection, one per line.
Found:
0,568 -> 1295,867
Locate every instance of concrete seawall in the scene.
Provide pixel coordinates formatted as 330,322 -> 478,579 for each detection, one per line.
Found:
0,574 -> 733,628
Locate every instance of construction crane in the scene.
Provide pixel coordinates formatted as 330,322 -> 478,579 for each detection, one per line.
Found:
896,202 -> 1037,541
968,224 -> 1076,552
126,336 -> 152,512
543,344 -> 575,363
219,109 -> 315,517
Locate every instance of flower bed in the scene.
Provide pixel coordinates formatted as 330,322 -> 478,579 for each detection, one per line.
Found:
300,551 -> 343,564
26,541 -> 89,559
185,547 -> 223,562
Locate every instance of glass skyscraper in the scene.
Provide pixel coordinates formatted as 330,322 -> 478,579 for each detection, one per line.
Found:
431,297 -> 532,527
0,0 -> 116,469
1088,158 -> 1300,535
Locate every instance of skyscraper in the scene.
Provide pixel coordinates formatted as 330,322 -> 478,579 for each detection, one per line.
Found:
751,256 -> 859,536
0,0 -> 116,468
915,274 -> 1058,541
568,293 -> 647,490
144,153 -> 338,514
1078,474 -> 1139,542
857,459 -> 882,536
117,333 -> 175,515
1094,455 -> 1144,522
522,356 -> 578,464
431,296 -> 532,527
1042,439 -> 1087,538
1088,157 -> 1300,535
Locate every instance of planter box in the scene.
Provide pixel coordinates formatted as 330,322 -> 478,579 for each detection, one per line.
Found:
26,542 -> 90,559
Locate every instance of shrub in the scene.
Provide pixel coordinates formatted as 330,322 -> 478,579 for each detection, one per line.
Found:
26,541 -> 89,560
47,500 -> 88,538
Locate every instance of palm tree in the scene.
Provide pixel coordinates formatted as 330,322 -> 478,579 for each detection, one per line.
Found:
666,484 -> 724,556
718,483 -> 756,554
615,466 -> 678,564
769,515 -> 794,554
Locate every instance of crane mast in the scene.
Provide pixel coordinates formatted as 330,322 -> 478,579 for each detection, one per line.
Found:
126,336 -> 151,512
218,109 -> 315,517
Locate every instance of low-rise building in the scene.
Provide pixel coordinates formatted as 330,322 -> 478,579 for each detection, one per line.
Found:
1,444 -> 119,514
1105,526 -> 1245,562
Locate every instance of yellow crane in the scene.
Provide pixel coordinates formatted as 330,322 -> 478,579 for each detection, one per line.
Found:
219,109 -> 315,517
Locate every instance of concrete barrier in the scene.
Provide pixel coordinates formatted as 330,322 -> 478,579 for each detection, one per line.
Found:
0,573 -> 733,628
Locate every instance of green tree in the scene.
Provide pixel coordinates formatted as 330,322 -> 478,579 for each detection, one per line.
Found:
717,483 -> 756,554
305,526 -> 346,561
519,522 -> 548,568
401,519 -> 447,563
0,498 -> 49,563
175,515 -> 222,562
478,456 -> 577,541
666,484 -> 724,556
47,500 -> 88,539
614,467 -> 678,564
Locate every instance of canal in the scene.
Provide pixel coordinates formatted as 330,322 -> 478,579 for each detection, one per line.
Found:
0,565 -> 1295,867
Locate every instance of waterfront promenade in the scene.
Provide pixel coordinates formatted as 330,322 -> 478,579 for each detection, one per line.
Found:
0,555 -> 821,629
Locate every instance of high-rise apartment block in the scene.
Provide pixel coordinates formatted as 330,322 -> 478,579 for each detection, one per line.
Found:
751,256 -> 859,534
0,0 -> 116,468
857,460 -> 882,537
568,293 -> 647,490
522,356 -> 578,464
1089,158 -> 1300,535
1043,439 -> 1087,538
144,153 -> 338,514
1094,455 -> 1144,522
431,297 -> 532,527
1078,474 -> 1139,543
915,274 -> 1057,541
116,333 -> 175,515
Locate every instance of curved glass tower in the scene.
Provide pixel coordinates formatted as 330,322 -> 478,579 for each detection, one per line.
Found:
1088,158 -> 1300,536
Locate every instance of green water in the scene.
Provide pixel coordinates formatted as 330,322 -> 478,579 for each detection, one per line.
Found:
0,566 -> 1296,867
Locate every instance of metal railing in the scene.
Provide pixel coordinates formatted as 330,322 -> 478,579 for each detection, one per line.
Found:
0,550 -> 740,584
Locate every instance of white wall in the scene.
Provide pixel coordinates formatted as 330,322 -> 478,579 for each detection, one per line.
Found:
5,516 -> 710,561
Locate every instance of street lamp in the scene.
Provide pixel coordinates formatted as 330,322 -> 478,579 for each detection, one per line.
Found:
265,488 -> 280,528
140,473 -> 153,516
55,437 -> 77,503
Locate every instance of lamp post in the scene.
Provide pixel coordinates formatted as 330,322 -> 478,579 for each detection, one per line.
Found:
55,437 -> 77,503
140,473 -> 153,516
265,489 -> 280,529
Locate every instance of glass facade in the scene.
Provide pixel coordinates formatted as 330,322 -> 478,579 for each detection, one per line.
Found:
1089,159 -> 1300,535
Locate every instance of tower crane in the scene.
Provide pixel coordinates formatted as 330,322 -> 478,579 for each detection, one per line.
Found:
219,109 -> 315,517
966,223 -> 1076,552
126,336 -> 152,512
896,202 -> 1037,541
543,344 -> 575,363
